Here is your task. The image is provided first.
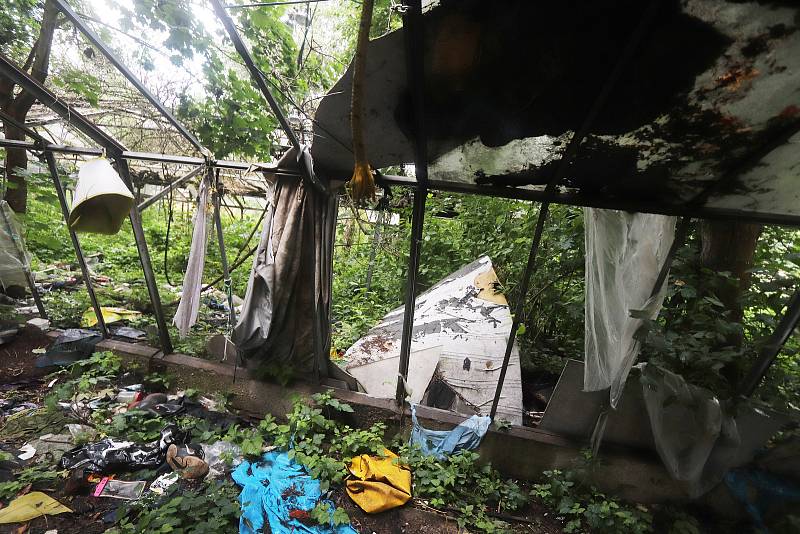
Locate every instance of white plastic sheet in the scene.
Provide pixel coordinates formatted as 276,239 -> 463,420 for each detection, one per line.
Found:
0,200 -> 31,291
583,208 -> 676,407
173,176 -> 210,338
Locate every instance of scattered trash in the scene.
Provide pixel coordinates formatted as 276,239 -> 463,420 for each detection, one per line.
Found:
81,306 -> 141,327
0,491 -> 72,524
60,424 -> 186,473
346,449 -> 412,513
22,433 -> 74,462
148,472 -> 180,495
36,328 -> 102,368
166,443 -> 209,479
0,326 -> 19,345
725,469 -> 800,530
132,392 -> 184,416
111,326 -> 146,340
26,317 -> 50,331
94,478 -> 146,500
409,404 -> 491,459
202,440 -> 243,479
233,451 -> 358,534
17,443 -> 36,461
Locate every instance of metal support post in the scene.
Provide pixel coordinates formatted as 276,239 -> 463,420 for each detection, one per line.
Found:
395,0 -> 428,405
739,289 -> 800,397
44,150 -> 108,337
211,168 -> 237,328
116,158 -> 173,354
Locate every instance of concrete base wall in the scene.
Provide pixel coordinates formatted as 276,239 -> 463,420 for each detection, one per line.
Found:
56,332 -> 740,512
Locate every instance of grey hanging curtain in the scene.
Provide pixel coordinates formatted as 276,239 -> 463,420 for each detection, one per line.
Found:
233,152 -> 342,382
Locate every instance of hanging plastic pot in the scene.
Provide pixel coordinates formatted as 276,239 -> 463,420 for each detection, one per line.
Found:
69,159 -> 134,235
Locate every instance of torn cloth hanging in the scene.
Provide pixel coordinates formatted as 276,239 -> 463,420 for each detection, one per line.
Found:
173,174 -> 210,338
583,208 -> 676,408
232,148 -> 341,381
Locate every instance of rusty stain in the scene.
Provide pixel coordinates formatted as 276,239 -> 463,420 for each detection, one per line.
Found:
717,66 -> 760,91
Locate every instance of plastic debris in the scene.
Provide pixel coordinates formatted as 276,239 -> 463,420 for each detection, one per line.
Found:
724,469 -> 800,529
0,491 -> 72,524
81,306 -> 141,327
36,328 -> 102,368
409,404 -> 491,459
202,440 -> 243,479
166,443 -> 209,479
17,444 -> 36,460
111,326 -> 146,340
148,472 -> 180,495
232,451 -> 358,534
94,478 -> 146,500
60,424 -> 186,473
346,449 -> 412,513
22,433 -> 74,462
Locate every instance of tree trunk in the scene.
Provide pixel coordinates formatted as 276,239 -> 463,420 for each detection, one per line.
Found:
699,220 -> 763,343
1,0 -> 59,214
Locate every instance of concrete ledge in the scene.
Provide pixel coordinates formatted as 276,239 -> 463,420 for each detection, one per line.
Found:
42,331 -> 714,506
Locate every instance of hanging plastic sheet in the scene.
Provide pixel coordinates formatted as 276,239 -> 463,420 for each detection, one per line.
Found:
409,404 -> 490,459
232,450 -> 358,534
174,174 -> 210,338
0,200 -> 31,292
583,208 -> 676,407
346,449 -> 412,513
640,363 -> 787,497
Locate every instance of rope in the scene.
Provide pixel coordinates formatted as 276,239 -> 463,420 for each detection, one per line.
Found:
163,180 -> 177,287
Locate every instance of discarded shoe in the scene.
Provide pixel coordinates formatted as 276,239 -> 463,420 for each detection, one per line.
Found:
166,443 -> 209,479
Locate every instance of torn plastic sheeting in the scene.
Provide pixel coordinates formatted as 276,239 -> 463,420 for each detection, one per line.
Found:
346,449 -> 411,513
640,363 -> 786,497
36,328 -> 102,368
173,175 -> 210,338
202,440 -> 243,479
232,451 -> 358,534
94,478 -> 146,500
583,208 -> 676,408
60,424 -> 186,473
0,200 -> 32,292
409,404 -> 491,459
0,491 -> 72,524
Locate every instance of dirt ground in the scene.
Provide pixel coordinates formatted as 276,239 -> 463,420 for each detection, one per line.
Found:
0,327 -> 565,534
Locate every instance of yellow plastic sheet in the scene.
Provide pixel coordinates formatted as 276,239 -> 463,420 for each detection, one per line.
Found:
82,306 -> 142,327
0,491 -> 72,524
345,449 -> 412,513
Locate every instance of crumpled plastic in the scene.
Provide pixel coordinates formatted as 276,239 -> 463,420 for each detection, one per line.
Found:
724,469 -> 800,529
60,425 -> 185,473
202,440 -> 243,479
346,449 -> 411,513
232,451 -> 358,534
0,491 -> 72,524
410,404 -> 490,459
36,328 -> 102,368
82,306 -> 142,328
0,200 -> 32,292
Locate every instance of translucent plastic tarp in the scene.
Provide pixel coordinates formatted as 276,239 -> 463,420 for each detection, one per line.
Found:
583,208 -> 676,407
0,200 -> 31,291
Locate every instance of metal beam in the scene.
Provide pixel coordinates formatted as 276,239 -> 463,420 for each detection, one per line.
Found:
208,0 -> 326,194
395,0 -> 429,404
211,168 -> 237,328
489,0 -> 660,420
227,0 -> 333,8
44,150 -> 108,337
51,0 -> 207,154
739,289 -> 800,397
138,166 -> 204,211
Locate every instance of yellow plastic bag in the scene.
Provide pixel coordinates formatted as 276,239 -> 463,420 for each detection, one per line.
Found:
82,306 -> 141,327
345,449 -> 412,513
0,491 -> 72,524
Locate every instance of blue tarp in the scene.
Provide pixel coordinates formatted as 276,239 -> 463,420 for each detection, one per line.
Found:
232,451 -> 357,534
409,404 -> 491,459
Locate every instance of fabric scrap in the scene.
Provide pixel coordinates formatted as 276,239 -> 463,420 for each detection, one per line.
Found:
346,449 -> 411,513
173,175 -> 210,338
410,404 -> 490,459
0,492 -> 72,524
232,450 -> 357,534
82,307 -> 142,327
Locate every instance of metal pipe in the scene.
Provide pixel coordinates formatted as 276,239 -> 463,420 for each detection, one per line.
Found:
208,0 -> 326,194
227,0 -> 333,8
739,289 -> 800,397
138,166 -> 203,211
51,0 -> 207,154
115,158 -> 173,354
211,168 -> 237,327
44,150 -> 108,337
395,0 -> 428,404
488,0 -> 661,420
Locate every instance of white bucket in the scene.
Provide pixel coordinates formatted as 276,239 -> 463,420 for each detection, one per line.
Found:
69,159 -> 134,235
